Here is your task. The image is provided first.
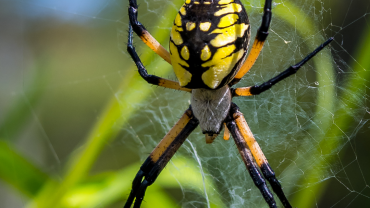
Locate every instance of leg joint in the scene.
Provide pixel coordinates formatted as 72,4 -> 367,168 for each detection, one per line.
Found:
128,7 -> 146,36
256,29 -> 269,42
260,163 -> 276,179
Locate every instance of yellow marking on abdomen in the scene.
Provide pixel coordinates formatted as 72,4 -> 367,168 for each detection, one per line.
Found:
210,23 -> 249,47
219,0 -> 234,4
150,111 -> 192,162
180,6 -> 186,15
170,26 -> 183,45
186,22 -> 196,31
170,42 -> 192,86
201,44 -> 245,89
185,0 -> 191,4
200,22 -> 212,31
215,3 -> 242,16
174,13 -> 182,26
201,45 -> 212,61
218,13 -> 239,28
181,46 -> 190,60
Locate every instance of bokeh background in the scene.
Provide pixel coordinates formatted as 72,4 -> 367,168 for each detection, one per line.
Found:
0,0 -> 369,207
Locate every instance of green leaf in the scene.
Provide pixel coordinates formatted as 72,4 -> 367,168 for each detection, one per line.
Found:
58,157 -> 225,208
0,140 -> 49,197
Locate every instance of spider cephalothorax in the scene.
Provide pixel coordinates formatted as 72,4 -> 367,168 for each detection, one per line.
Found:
125,0 -> 333,207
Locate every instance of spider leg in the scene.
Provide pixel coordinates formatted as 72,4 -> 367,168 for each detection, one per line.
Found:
127,24 -> 191,92
223,123 -> 230,141
231,0 -> 272,85
226,103 -> 292,208
128,0 -> 171,63
124,108 -> 199,208
231,37 -> 334,97
225,106 -> 277,208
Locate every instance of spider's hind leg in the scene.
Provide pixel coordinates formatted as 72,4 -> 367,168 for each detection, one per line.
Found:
225,103 -> 292,208
124,108 -> 199,208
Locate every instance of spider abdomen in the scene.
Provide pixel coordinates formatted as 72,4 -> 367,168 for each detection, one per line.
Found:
170,0 -> 251,90
191,85 -> 232,143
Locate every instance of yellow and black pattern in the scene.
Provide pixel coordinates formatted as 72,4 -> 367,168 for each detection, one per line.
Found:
170,0 -> 251,89
126,0 -> 334,207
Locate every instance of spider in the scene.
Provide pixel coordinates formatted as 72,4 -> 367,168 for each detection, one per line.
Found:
125,0 -> 333,207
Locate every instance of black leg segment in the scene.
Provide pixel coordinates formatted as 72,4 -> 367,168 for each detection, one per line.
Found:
127,24 -> 164,86
257,0 -> 273,41
128,0 -> 146,39
260,163 -> 292,208
249,37 -> 334,95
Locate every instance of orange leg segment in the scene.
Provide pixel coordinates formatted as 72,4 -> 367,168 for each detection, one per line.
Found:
232,108 -> 268,167
230,0 -> 272,86
229,104 -> 292,208
223,123 -> 230,141
232,86 -> 253,97
139,30 -> 171,64
158,79 -> 192,92
233,39 -> 265,82
150,109 -> 193,162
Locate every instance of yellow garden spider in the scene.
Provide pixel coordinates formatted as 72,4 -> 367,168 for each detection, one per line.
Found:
125,0 -> 333,207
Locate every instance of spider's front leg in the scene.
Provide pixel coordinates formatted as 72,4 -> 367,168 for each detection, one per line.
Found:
128,0 -> 171,63
231,0 -> 273,85
124,108 -> 199,208
127,24 -> 191,92
225,103 -> 292,208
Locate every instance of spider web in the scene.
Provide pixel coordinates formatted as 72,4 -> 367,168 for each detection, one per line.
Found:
0,0 -> 369,207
